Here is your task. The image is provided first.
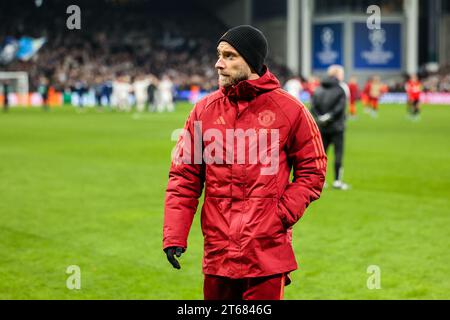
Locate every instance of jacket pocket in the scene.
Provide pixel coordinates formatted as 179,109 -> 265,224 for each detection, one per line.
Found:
275,199 -> 291,231
274,199 -> 289,232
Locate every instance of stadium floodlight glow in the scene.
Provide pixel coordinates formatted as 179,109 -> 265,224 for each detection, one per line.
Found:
35,0 -> 43,8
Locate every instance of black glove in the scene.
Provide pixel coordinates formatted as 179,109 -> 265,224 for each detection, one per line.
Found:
164,246 -> 185,269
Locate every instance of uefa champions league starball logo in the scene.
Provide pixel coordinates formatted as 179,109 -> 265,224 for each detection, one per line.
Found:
361,27 -> 393,65
369,28 -> 386,51
321,27 -> 334,50
317,27 -> 338,65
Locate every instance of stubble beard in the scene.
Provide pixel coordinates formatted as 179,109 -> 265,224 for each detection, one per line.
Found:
219,68 -> 250,88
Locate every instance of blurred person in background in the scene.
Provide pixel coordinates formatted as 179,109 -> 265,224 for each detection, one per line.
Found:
38,76 -> 49,111
284,75 -> 303,101
405,74 -> 422,120
147,75 -> 158,112
94,76 -> 104,110
367,76 -> 387,118
306,76 -> 321,96
362,76 -> 373,114
133,74 -> 150,113
113,74 -> 132,112
2,81 -> 10,112
72,79 -> 88,110
156,75 -> 174,112
348,76 -> 360,119
311,65 -> 349,190
102,77 -> 114,109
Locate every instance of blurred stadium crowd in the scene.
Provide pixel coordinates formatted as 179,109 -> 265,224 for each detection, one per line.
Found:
0,0 -> 449,110
0,0 -> 290,100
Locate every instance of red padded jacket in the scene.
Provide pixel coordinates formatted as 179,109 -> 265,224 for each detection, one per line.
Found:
163,68 -> 327,278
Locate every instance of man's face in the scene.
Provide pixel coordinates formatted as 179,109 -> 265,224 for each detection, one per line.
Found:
337,70 -> 344,82
215,42 -> 252,88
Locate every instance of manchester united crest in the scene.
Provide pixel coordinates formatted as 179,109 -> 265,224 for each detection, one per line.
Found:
258,110 -> 276,127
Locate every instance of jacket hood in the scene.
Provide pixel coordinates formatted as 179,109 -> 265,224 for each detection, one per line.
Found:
321,76 -> 340,89
221,66 -> 281,101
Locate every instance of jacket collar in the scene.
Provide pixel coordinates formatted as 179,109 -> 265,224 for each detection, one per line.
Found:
221,66 -> 281,102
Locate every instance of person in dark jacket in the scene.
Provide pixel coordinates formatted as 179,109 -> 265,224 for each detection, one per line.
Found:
38,76 -> 50,111
311,65 -> 349,190
2,81 -> 10,112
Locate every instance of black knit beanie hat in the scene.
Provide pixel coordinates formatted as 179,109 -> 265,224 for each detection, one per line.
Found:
218,25 -> 268,76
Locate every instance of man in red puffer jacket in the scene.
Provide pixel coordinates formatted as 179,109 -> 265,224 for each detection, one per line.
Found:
163,25 -> 327,300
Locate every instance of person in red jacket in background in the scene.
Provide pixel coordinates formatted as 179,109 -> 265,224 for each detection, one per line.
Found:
361,76 -> 372,113
348,76 -> 360,118
405,74 -> 422,120
163,25 -> 327,300
367,75 -> 387,117
306,76 -> 321,96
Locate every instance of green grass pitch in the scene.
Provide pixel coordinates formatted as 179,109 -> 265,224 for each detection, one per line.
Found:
0,102 -> 449,299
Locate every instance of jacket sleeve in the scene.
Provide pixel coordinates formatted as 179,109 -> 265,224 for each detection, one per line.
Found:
278,105 -> 327,228
329,89 -> 347,119
309,90 -> 321,118
163,106 -> 205,250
